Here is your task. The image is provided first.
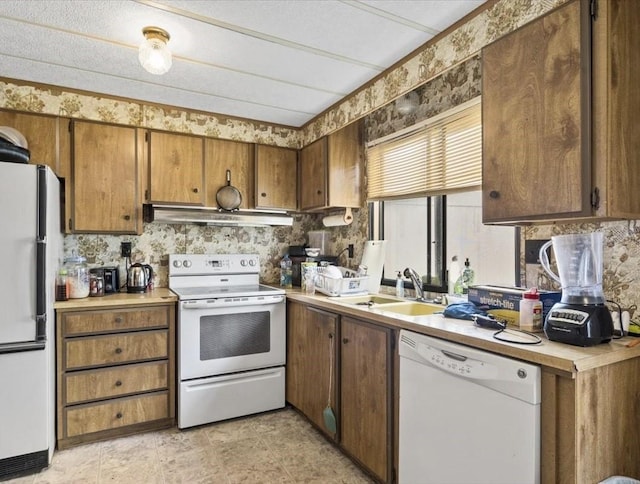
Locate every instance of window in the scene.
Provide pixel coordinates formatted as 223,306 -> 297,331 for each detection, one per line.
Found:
370,190 -> 518,293
366,98 -> 518,293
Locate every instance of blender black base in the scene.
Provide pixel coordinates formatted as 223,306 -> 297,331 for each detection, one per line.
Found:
544,302 -> 614,347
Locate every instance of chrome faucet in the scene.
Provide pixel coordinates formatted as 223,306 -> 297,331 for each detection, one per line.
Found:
403,267 -> 427,302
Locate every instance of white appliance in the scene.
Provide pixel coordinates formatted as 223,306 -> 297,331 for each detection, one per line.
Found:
398,330 -> 541,484
0,164 -> 61,479
169,254 -> 286,429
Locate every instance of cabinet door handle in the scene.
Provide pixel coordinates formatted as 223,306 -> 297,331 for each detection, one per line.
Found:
489,190 -> 500,199
328,333 -> 334,339
342,338 -> 349,344
192,187 -> 199,193
115,347 -> 123,354
114,317 -> 123,323
116,412 -> 123,419
115,380 -> 122,387
123,214 -> 131,221
317,190 -> 322,195
261,192 -> 267,197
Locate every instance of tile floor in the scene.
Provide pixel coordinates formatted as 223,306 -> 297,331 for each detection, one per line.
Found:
5,408 -> 375,484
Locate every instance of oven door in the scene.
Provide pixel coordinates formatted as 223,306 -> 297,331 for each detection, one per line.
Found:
178,294 -> 285,381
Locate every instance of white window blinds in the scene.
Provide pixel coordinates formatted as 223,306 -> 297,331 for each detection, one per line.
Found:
366,98 -> 482,200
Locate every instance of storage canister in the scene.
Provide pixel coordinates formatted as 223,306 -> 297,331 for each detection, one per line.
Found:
64,255 -> 90,298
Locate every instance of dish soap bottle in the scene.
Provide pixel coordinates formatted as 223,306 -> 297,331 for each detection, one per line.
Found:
280,254 -> 292,289
458,258 -> 474,294
396,271 -> 404,298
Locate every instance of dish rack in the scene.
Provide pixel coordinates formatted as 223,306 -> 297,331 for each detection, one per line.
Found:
314,266 -> 369,297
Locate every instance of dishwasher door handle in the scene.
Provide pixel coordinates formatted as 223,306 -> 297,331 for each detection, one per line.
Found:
441,349 -> 467,362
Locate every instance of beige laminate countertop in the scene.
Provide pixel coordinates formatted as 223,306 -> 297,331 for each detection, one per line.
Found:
54,288 -> 177,311
285,289 -> 640,375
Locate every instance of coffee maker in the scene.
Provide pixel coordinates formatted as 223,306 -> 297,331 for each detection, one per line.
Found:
539,232 -> 613,346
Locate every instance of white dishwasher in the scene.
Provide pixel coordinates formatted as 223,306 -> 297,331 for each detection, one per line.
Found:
398,330 -> 541,484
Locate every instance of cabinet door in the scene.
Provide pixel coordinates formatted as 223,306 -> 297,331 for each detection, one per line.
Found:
148,131 -> 204,205
327,122 -> 362,208
286,301 -> 338,438
340,316 -> 392,482
0,109 -> 61,174
71,121 -> 138,233
205,138 -> 254,209
299,137 -> 327,211
482,0 -> 589,223
255,145 -> 297,210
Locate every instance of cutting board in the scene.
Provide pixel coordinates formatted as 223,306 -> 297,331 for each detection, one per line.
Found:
361,240 -> 386,294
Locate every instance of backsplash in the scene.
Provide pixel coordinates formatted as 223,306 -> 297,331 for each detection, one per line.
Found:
63,210 -> 370,288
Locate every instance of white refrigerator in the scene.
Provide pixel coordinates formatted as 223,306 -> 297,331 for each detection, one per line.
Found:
0,163 -> 61,479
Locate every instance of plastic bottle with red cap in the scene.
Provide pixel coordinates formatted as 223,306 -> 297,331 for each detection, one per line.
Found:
519,287 -> 543,332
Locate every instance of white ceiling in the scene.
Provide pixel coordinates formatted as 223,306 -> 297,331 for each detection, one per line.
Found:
0,0 -> 485,127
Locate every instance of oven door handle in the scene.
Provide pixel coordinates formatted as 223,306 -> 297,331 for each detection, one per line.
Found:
181,295 -> 285,309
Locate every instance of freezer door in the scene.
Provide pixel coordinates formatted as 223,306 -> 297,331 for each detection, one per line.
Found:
0,163 -> 39,346
0,349 -> 49,461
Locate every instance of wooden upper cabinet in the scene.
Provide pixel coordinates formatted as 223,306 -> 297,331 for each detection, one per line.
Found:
205,138 -> 254,210
0,109 -> 63,175
147,131 -> 204,205
299,121 -> 362,212
299,137 -> 328,210
71,120 -> 139,234
482,0 -> 640,224
255,144 -> 297,210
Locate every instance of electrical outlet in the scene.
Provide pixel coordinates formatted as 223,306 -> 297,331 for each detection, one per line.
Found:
348,244 -> 354,258
524,239 -> 549,264
121,241 -> 132,258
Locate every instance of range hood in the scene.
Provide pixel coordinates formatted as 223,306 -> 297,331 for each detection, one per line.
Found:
143,204 -> 293,227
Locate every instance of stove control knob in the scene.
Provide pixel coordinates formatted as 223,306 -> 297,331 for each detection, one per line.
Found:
173,260 -> 182,268
240,259 -> 247,267
183,260 -> 192,268
249,259 -> 256,266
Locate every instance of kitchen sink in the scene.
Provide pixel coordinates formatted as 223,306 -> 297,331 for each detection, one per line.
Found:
380,302 -> 443,316
334,295 -> 404,306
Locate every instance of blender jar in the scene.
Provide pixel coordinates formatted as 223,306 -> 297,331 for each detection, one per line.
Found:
539,232 -> 605,304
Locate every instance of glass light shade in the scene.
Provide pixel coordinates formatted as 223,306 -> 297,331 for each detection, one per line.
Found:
138,38 -> 172,75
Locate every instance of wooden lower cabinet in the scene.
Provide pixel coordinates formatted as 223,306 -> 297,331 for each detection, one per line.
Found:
56,303 -> 175,449
340,316 -> 393,483
286,302 -> 338,438
286,301 -> 394,483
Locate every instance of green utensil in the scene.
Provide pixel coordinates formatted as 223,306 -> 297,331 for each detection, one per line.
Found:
323,332 -> 337,434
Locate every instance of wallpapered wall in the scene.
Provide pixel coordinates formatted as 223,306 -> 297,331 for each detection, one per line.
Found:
5,0 -> 639,323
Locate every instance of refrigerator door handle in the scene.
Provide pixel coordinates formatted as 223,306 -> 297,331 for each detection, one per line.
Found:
35,165 -> 47,342
0,340 -> 45,354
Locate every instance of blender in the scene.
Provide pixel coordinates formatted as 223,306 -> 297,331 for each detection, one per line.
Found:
539,232 -> 613,346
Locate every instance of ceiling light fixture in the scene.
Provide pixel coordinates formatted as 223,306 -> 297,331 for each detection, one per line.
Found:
139,26 -> 172,75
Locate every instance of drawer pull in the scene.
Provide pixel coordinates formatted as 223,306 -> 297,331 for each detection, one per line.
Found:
116,412 -> 123,419
115,348 -> 123,354
342,338 -> 349,344
114,317 -> 123,323
115,380 -> 122,387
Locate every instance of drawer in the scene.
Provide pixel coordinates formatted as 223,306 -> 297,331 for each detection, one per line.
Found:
65,361 -> 168,404
65,330 -> 167,369
62,307 -> 169,336
65,392 -> 169,437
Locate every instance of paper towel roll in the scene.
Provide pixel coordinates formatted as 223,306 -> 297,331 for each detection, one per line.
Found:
322,208 -> 353,227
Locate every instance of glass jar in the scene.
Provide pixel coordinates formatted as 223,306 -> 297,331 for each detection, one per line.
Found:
64,255 -> 90,298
